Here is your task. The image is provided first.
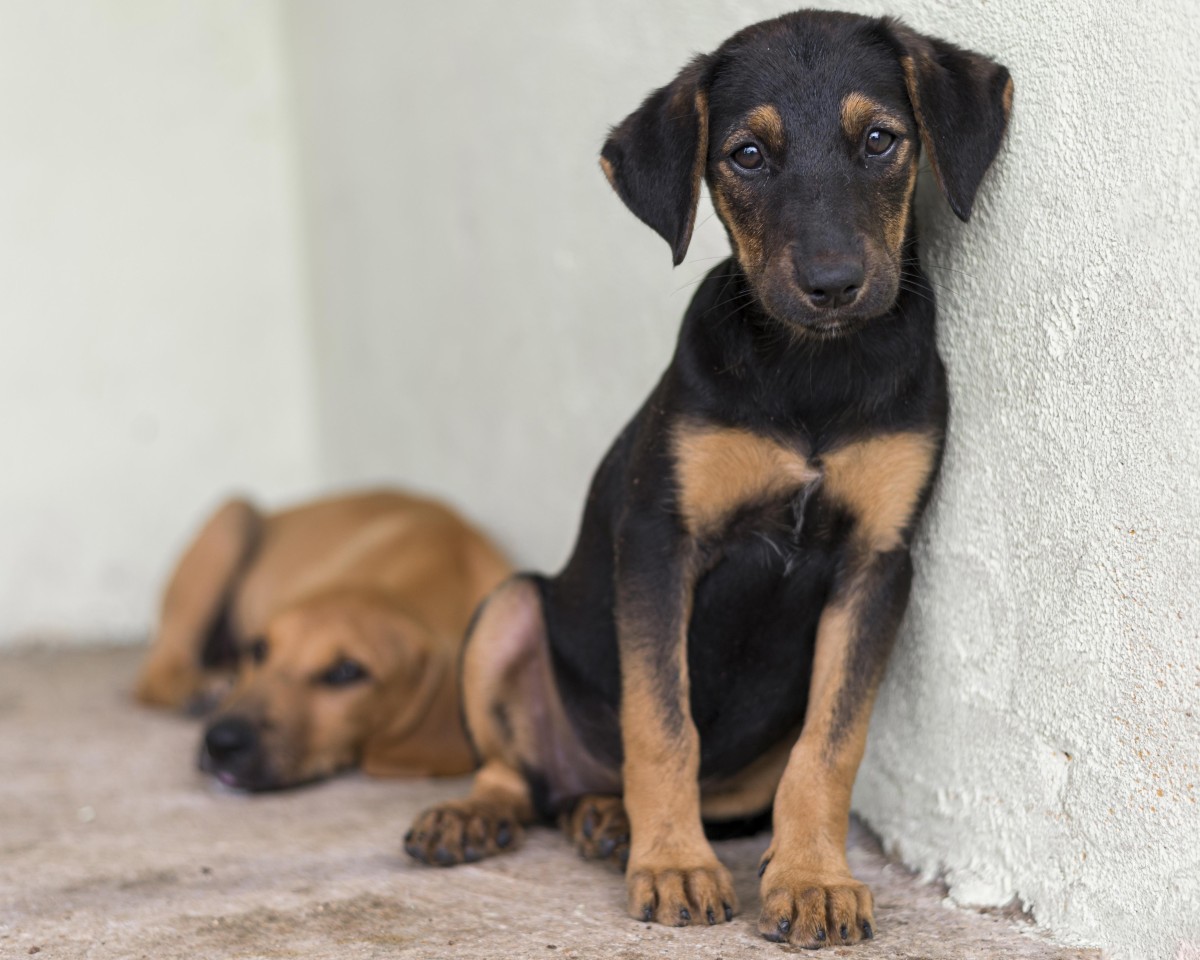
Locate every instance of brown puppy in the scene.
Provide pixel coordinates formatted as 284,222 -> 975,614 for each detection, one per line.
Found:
136,490 -> 510,790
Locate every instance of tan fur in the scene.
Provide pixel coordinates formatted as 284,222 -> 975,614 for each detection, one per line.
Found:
754,433 -> 938,943
839,91 -> 907,142
883,160 -> 919,257
757,597 -> 875,944
407,577 -> 617,864
673,421 -> 818,536
822,432 -> 939,551
599,155 -> 616,190
677,89 -> 710,259
900,53 -> 950,201
135,490 -> 511,783
711,185 -> 761,270
839,91 -> 876,140
699,731 -> 796,821
621,645 -> 738,925
746,103 -> 785,154
1002,75 -> 1015,118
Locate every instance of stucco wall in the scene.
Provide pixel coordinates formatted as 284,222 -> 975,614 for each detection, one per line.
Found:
0,1 -> 319,644
286,2 -> 1199,958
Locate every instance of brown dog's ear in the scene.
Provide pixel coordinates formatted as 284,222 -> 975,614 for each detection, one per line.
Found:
886,20 -> 1013,222
357,609 -> 476,778
600,56 -> 712,265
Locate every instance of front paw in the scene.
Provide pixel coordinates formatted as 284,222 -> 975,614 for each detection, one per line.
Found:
756,853 -> 874,947
404,802 -> 521,866
626,860 -> 738,927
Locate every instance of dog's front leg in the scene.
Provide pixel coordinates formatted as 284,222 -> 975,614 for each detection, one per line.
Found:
757,547 -> 913,947
616,512 -> 737,927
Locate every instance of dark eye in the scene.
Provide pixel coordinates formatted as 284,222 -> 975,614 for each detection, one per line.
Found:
865,129 -> 897,157
246,637 -> 268,665
318,658 -> 370,688
731,143 -> 764,171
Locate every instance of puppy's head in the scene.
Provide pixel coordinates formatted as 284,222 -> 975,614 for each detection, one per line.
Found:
198,591 -> 463,791
601,11 -> 1013,338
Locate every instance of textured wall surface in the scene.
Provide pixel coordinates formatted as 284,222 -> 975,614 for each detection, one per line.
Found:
846,4 -> 1200,960
0,1 -> 318,643
287,2 -> 1199,958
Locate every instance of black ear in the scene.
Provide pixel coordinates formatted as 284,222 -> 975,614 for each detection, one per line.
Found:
600,56 -> 711,265
886,21 -> 1013,222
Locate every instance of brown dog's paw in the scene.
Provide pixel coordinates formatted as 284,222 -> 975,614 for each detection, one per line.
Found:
562,795 -> 630,868
626,861 -> 738,927
404,802 -> 522,867
756,855 -> 875,947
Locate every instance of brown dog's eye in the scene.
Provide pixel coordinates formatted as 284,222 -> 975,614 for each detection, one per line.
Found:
246,637 -> 268,665
319,658 -> 370,688
865,129 -> 897,157
731,143 -> 764,171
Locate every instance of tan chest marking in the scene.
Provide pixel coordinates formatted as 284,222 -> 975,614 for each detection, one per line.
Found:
672,423 -> 819,537
821,431 -> 939,552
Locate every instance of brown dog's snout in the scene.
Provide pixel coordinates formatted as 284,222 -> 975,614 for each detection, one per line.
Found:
204,716 -> 258,762
795,252 -> 865,309
200,715 -> 266,788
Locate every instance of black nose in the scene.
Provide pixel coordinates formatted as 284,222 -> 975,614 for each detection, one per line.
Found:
204,716 -> 257,762
797,255 -> 865,309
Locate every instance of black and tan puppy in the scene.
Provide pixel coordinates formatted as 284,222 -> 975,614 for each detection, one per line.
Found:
136,490 -> 511,790
406,9 -> 1011,948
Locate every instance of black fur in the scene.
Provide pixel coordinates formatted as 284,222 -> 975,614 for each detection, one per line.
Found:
535,9 -> 1007,816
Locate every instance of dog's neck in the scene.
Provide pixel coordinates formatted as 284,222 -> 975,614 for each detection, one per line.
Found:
671,249 -> 944,447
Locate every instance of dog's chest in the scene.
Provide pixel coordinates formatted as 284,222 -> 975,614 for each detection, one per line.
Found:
672,422 -> 822,543
671,421 -> 939,558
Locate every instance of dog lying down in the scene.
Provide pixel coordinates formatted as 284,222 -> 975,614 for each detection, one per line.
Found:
135,490 -> 510,790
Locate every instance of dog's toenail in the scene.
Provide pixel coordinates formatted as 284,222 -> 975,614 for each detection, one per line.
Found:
707,908 -> 716,925
816,927 -> 827,941
434,846 -> 455,866
642,905 -> 654,922
463,846 -> 482,863
758,857 -> 771,878
840,923 -> 849,940
778,918 -> 790,934
496,822 -> 513,848
403,830 -> 413,844
598,838 -> 616,857
724,903 -> 733,922
862,921 -> 874,940
679,908 -> 691,924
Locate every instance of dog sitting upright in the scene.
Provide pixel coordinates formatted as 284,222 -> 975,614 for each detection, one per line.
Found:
136,490 -> 510,790
405,9 -> 1011,948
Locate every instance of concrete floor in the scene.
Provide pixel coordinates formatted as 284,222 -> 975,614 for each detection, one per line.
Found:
0,646 -> 1103,960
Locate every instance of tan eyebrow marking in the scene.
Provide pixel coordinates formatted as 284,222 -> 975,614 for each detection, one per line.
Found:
840,91 -> 906,140
745,104 -> 785,154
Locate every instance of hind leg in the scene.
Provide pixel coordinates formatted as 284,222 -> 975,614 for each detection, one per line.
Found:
405,576 -> 616,866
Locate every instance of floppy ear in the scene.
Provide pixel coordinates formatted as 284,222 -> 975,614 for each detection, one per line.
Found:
358,610 -> 476,778
886,21 -> 1013,222
600,56 -> 712,265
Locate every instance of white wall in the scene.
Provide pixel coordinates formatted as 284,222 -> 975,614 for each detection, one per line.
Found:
0,1 -> 318,643
285,2 -> 1199,959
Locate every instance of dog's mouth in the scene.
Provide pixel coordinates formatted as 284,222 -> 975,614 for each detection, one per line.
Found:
740,248 -> 901,339
197,740 -> 279,793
